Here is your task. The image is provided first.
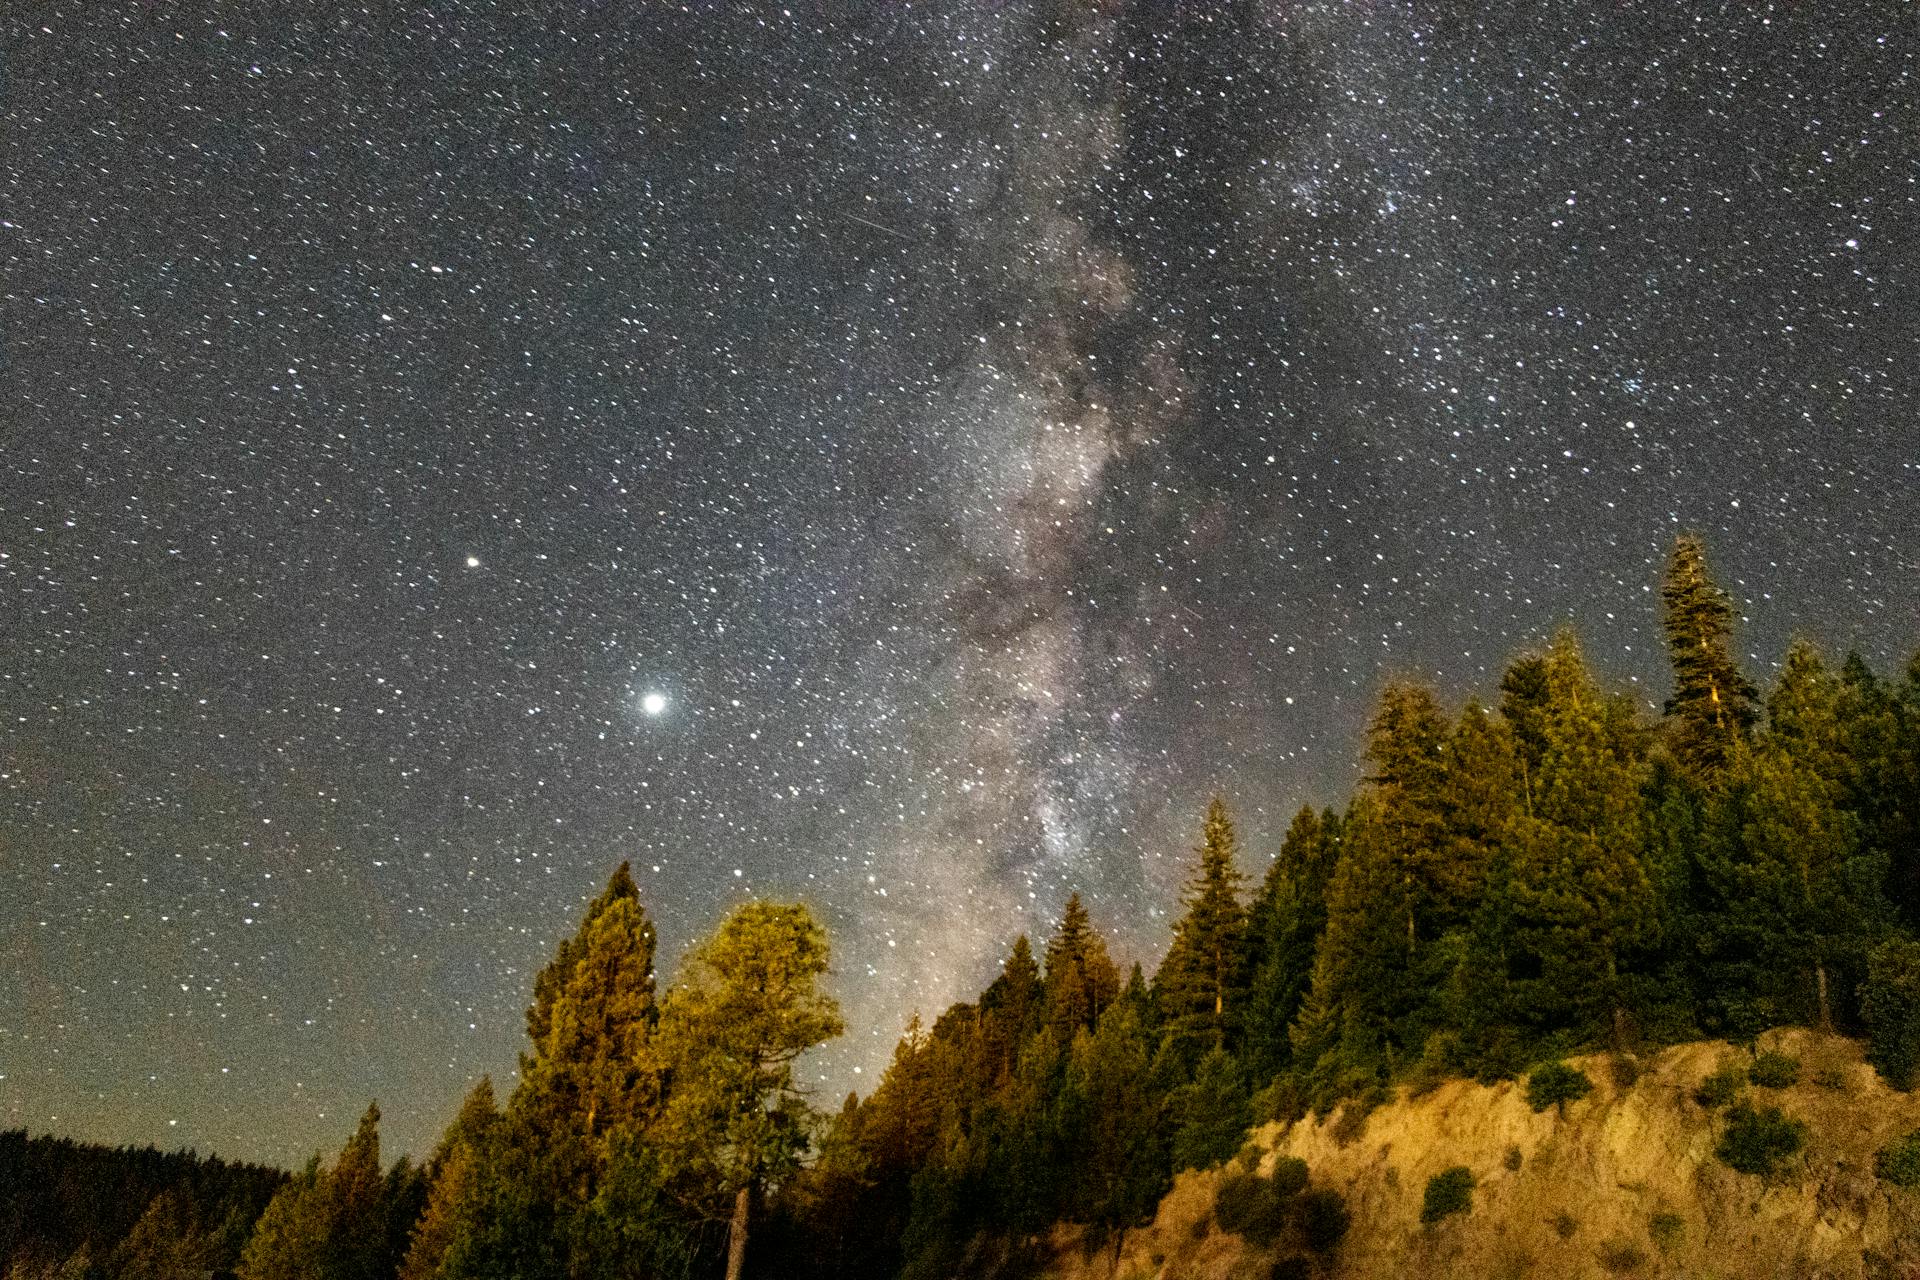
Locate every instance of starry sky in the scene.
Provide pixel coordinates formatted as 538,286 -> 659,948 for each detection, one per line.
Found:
3,1 -> 1915,1167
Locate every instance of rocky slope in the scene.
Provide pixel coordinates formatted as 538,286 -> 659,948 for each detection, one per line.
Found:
1051,1030 -> 1920,1280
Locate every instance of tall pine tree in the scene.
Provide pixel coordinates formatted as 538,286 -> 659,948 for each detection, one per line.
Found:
1660,534 -> 1758,778
1042,893 -> 1120,1040
1152,798 -> 1249,1062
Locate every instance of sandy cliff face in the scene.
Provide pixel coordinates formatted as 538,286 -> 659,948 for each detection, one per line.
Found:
1052,1030 -> 1920,1280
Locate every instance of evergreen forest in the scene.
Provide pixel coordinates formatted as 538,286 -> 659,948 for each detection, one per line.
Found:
11,535 -> 1920,1280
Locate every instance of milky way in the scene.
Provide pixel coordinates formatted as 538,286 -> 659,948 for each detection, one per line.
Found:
3,2 -> 1915,1165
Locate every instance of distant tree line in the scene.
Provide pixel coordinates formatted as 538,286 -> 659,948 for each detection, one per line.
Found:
11,534 -> 1920,1280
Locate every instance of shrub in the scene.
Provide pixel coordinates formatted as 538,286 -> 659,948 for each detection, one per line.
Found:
1694,1061 -> 1746,1108
1268,1258 -> 1313,1280
1298,1188 -> 1350,1253
1864,937 -> 1920,1090
1251,1076 -> 1307,1128
1609,1054 -> 1641,1088
1502,1145 -> 1523,1172
1420,1166 -> 1474,1225
1875,1130 -> 1920,1188
1715,1103 -> 1807,1176
1596,1238 -> 1648,1273
1649,1210 -> 1684,1251
1550,1211 -> 1578,1239
1749,1050 -> 1801,1088
1526,1062 -> 1593,1113
1214,1171 -> 1291,1248
1269,1155 -> 1310,1198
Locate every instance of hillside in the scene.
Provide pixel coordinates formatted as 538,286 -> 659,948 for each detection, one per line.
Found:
1058,1030 -> 1920,1280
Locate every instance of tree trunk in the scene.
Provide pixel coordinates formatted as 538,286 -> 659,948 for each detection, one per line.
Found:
1816,961 -> 1833,1033
726,1183 -> 751,1280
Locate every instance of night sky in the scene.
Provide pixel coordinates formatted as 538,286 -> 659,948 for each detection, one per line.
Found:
3,2 -> 1915,1167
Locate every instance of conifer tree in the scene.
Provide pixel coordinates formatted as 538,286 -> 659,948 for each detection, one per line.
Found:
1242,807 -> 1341,1083
979,935 -> 1044,1087
1696,642 -> 1890,1032
1042,893 -> 1120,1039
397,1080 -> 498,1280
1059,1003 -> 1165,1252
237,1104 -> 389,1280
1495,632 -> 1654,1047
1289,683 -> 1459,1088
516,862 -> 660,1148
1660,534 -> 1758,778
1152,798 -> 1249,1059
115,1189 -> 221,1280
1168,1046 -> 1249,1173
651,901 -> 844,1280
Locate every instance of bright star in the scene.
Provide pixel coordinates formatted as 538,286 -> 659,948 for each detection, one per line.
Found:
642,692 -> 667,716
465,554 -> 481,568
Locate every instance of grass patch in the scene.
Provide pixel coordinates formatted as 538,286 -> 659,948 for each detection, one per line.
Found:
1694,1061 -> 1747,1108
1420,1166 -> 1474,1225
1875,1130 -> 1920,1188
1716,1103 -> 1808,1176
1649,1210 -> 1684,1252
1749,1049 -> 1801,1088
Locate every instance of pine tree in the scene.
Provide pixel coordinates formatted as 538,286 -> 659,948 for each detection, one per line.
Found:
979,935 -> 1044,1087
237,1104 -> 389,1280
1660,534 -> 1759,778
1495,632 -> 1654,1047
1242,807 -> 1341,1083
1288,682 -> 1459,1089
1168,1046 -> 1249,1173
1042,893 -> 1120,1039
651,901 -> 844,1280
114,1189 -> 221,1280
1696,642 -> 1890,1033
398,1079 -> 498,1280
436,864 -> 666,1280
1059,1003 -> 1165,1254
516,862 -> 660,1149
1152,798 -> 1249,1059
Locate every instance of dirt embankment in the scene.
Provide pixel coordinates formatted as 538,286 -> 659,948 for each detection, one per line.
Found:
1049,1030 -> 1920,1280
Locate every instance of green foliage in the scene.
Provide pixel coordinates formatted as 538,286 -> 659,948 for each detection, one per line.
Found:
1502,1145 -> 1522,1172
1171,1047 -> 1250,1172
1715,1103 -> 1807,1176
1268,1156 -> 1309,1198
652,899 -> 844,1280
1419,1166 -> 1474,1225
1213,1172 -> 1290,1248
1660,533 -> 1759,776
1249,1075 -> 1307,1128
1044,893 -> 1121,1040
1863,937 -> 1920,1089
1296,1188 -> 1350,1253
237,1105 -> 397,1280
1154,798 -> 1250,1057
1525,1062 -> 1593,1113
1694,1062 -> 1746,1108
1873,1130 -> 1920,1188
1749,1050 -> 1801,1088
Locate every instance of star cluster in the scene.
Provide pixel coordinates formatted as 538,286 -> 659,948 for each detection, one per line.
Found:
3,2 -> 1914,1165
